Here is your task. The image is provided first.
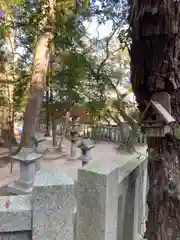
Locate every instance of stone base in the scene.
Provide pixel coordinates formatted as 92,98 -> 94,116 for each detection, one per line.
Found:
8,180 -> 33,195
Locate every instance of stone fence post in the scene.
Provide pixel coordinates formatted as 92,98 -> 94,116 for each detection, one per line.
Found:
122,158 -> 148,240
75,160 -> 120,240
32,168 -> 76,240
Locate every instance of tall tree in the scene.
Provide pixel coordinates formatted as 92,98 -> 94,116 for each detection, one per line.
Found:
0,4 -> 17,148
20,0 -> 56,147
20,0 -> 90,148
130,0 -> 180,239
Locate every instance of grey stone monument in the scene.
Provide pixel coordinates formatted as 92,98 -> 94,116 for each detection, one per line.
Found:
32,168 -> 76,240
8,147 -> 42,195
0,195 -> 31,233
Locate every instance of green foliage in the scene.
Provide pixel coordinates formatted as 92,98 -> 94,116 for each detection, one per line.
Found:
13,69 -> 30,111
0,0 -> 132,128
0,0 -> 23,4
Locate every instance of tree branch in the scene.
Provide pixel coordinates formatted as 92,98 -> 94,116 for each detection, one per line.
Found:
97,25 -> 119,75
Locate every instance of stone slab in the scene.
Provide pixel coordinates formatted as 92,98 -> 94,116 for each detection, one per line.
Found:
0,195 -> 32,232
118,153 -> 147,184
82,158 -> 120,175
0,231 -> 31,240
76,160 -> 120,240
33,168 -> 74,187
32,168 -> 76,240
7,182 -> 33,195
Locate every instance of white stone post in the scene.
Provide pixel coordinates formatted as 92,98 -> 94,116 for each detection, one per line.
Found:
32,168 -> 76,240
8,147 -> 42,195
76,160 -> 120,240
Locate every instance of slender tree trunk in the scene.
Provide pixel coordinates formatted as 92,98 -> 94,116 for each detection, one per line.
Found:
57,110 -> 70,151
44,82 -> 50,137
49,86 -> 56,147
0,11 -> 16,148
118,122 -> 126,142
20,0 -> 55,148
130,1 -> 180,239
51,111 -> 56,146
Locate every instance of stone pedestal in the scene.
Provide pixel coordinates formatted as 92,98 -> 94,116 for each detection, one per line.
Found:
8,148 -> 42,195
70,140 -> 77,159
76,160 -> 120,240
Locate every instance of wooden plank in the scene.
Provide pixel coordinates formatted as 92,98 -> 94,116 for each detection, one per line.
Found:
151,92 -> 171,113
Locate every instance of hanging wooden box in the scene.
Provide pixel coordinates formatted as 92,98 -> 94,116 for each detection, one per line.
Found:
140,100 -> 175,137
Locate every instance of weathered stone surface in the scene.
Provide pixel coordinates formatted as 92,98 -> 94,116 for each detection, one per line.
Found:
76,160 -> 120,240
0,231 -> 31,240
117,155 -> 148,240
32,168 -> 76,240
0,195 -> 31,232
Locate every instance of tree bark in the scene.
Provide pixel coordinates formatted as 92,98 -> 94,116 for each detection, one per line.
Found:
51,111 -> 56,146
44,82 -> 51,137
0,11 -> 16,148
130,1 -> 180,239
57,110 -> 70,151
20,0 -> 55,148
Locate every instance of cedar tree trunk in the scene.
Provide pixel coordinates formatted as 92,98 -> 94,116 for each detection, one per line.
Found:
130,1 -> 180,239
20,0 -> 55,148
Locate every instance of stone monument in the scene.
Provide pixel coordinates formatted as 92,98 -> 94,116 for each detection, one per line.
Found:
8,147 -> 42,195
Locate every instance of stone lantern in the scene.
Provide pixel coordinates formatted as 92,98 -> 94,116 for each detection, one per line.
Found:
8,147 -> 43,195
68,116 -> 80,160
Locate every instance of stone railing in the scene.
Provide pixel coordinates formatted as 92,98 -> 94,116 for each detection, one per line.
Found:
0,149 -> 147,240
80,124 -> 146,145
75,149 -> 148,240
37,121 -> 146,145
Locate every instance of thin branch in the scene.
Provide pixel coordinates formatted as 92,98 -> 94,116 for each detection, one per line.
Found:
106,109 -> 122,124
97,25 -> 119,74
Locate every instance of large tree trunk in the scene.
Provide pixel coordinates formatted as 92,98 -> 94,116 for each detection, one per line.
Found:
20,0 -> 55,148
130,1 -> 180,239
